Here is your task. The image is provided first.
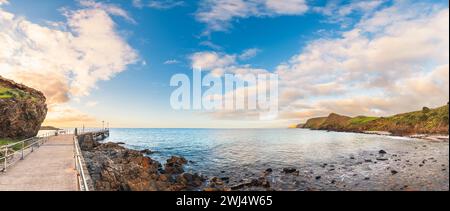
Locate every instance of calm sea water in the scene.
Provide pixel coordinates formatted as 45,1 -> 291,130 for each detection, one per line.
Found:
102,128 -> 449,190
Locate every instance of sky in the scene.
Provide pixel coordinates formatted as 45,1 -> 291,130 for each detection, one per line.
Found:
0,0 -> 448,128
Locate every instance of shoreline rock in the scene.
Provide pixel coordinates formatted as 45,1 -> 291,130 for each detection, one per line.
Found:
78,133 -> 205,191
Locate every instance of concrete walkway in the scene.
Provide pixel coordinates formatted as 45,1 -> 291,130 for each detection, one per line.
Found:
0,135 -> 78,191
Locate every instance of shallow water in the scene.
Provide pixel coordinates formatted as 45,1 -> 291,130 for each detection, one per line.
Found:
103,128 -> 449,191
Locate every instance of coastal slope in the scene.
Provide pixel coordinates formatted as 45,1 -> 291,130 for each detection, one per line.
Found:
0,76 -> 47,139
300,104 -> 449,136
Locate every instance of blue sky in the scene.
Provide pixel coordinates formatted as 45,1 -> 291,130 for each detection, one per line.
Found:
0,0 -> 448,128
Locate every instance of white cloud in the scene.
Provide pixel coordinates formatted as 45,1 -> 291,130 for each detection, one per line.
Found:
0,0 -> 9,6
148,0 -> 184,9
0,1 -> 138,125
132,0 -> 144,8
196,0 -> 308,33
265,0 -> 308,15
239,48 -> 261,60
338,0 -> 385,16
275,2 -> 449,120
194,1 -> 449,124
85,101 -> 99,107
199,40 -> 223,50
313,0 -> 386,27
190,51 -> 236,70
44,104 -> 97,127
315,0 -> 385,16
164,59 -> 180,65
133,0 -> 184,10
190,51 -> 268,77
78,0 -> 136,23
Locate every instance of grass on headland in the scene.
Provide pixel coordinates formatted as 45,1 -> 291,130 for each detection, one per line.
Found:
0,85 -> 36,100
303,104 -> 449,135
349,116 -> 379,125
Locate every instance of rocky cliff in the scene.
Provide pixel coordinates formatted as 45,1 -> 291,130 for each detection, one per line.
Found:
0,76 -> 48,139
301,104 -> 449,136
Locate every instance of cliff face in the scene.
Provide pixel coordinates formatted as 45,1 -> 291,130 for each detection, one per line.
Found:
0,76 -> 48,139
301,105 -> 449,136
303,117 -> 328,129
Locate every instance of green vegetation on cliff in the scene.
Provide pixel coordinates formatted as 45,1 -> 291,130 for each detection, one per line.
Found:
302,104 -> 449,135
0,85 -> 36,100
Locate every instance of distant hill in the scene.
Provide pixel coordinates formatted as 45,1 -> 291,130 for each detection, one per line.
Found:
40,126 -> 61,130
301,104 -> 449,136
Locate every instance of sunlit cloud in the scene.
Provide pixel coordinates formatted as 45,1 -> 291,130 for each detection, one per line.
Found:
276,2 -> 449,121
0,0 -> 138,126
190,1 -> 449,124
196,0 -> 308,34
0,0 -> 9,6
85,101 -> 99,107
43,105 -> 97,127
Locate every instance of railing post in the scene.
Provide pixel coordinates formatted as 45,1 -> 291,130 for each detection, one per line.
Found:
21,141 -> 24,160
4,147 -> 7,172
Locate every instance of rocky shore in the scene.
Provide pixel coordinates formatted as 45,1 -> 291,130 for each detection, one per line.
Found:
78,133 -> 204,191
77,132 -> 448,191
205,142 -> 448,191
77,133 -> 275,191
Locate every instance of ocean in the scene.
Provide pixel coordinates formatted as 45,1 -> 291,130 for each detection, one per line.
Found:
100,128 -> 449,191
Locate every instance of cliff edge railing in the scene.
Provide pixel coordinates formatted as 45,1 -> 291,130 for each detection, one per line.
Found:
0,128 -> 109,191
73,129 -> 110,191
0,130 -> 73,172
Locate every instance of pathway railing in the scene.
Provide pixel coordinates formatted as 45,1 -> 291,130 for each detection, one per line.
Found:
73,128 -> 109,191
73,135 -> 90,191
1,128 -> 109,191
0,130 -> 73,172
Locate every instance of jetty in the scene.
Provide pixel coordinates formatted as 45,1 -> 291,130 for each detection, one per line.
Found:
0,129 -> 109,191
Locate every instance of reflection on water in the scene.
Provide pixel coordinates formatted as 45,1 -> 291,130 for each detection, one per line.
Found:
103,128 -> 449,191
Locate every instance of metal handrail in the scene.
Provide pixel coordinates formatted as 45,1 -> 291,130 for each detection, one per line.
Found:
0,130 -> 72,172
73,136 -> 89,191
1,128 -> 108,190
73,128 -> 109,191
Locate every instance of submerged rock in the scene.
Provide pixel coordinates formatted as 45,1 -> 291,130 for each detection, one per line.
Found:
230,177 -> 271,191
282,168 -> 297,174
376,157 -> 389,161
140,149 -> 154,155
379,150 -> 387,154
